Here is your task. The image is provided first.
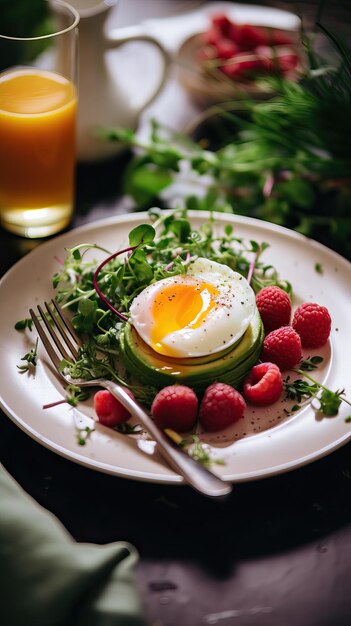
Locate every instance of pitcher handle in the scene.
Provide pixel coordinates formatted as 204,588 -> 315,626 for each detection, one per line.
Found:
105,25 -> 171,112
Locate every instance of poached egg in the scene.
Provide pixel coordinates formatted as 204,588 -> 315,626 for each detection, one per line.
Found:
129,257 -> 256,358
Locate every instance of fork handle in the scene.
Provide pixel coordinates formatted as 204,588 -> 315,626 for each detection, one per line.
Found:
102,381 -> 232,498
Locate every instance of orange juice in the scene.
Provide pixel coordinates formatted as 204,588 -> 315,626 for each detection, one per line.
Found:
0,68 -> 77,237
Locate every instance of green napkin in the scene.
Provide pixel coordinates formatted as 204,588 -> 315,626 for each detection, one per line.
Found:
0,465 -> 147,626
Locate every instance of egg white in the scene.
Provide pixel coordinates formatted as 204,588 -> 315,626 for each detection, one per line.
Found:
129,257 -> 256,358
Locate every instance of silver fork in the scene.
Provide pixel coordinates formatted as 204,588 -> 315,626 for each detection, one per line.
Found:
30,300 -> 232,498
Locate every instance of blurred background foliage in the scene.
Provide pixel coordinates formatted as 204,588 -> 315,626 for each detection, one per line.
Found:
0,0 -> 51,71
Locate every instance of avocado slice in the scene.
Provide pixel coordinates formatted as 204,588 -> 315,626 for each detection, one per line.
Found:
119,309 -> 264,394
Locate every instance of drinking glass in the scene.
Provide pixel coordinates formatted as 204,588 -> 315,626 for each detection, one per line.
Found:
0,0 -> 79,238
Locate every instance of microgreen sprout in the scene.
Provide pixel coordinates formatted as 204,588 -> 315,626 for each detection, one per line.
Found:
299,355 -> 324,371
42,384 -> 91,410
164,429 -> 225,468
17,339 -> 38,373
284,356 -> 351,418
15,318 -> 33,331
114,422 -> 143,435
76,426 -> 95,446
182,435 -> 225,468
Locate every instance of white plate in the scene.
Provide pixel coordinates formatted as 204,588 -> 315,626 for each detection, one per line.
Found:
0,211 -> 350,483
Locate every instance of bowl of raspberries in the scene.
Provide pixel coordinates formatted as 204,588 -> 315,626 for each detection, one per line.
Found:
176,12 -> 303,106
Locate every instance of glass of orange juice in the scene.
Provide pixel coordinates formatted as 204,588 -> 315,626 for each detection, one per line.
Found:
0,0 -> 79,238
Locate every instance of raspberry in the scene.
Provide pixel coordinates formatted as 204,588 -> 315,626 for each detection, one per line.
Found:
243,362 -> 283,406
199,382 -> 246,432
94,388 -> 135,427
214,37 -> 239,59
261,326 -> 302,371
292,302 -> 331,348
211,14 -> 233,36
256,286 -> 292,333
151,385 -> 198,432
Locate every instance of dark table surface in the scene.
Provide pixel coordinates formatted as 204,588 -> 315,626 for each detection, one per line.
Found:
1,2 -> 351,625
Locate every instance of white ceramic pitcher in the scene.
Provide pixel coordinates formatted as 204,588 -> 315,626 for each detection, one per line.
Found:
66,0 -> 170,161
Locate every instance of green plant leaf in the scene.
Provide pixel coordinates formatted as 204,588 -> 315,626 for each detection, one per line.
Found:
275,179 -> 316,209
129,248 -> 154,283
129,224 -> 155,246
169,219 -> 191,243
78,298 -> 96,317
125,161 -> 173,205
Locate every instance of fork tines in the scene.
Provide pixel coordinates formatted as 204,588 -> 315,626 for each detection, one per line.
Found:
30,300 -> 81,369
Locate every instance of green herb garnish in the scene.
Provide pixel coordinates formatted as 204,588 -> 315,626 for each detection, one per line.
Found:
115,422 -> 143,435
15,318 -> 33,331
42,384 -> 90,410
284,365 -> 351,418
167,431 -> 225,468
299,355 -> 324,371
75,425 -> 95,446
17,339 -> 38,373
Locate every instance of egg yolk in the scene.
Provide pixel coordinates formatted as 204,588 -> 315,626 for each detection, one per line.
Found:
151,279 -> 219,356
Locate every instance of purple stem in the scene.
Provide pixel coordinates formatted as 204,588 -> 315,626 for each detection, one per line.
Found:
247,247 -> 260,286
263,174 -> 274,198
164,261 -> 174,271
93,245 -> 138,322
43,399 -> 67,409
